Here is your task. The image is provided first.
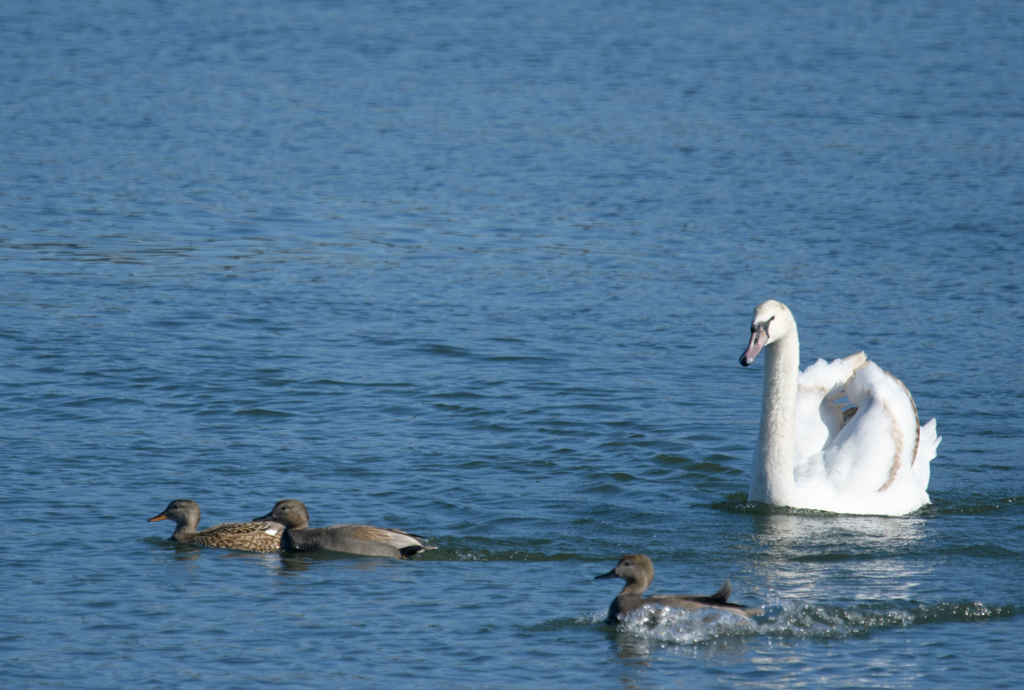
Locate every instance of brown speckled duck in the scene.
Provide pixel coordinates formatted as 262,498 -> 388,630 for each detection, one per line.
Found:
595,554 -> 762,624
149,499 -> 283,553
253,499 -> 436,559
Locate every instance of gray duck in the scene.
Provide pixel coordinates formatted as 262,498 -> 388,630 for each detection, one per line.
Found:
253,499 -> 436,559
595,554 -> 762,624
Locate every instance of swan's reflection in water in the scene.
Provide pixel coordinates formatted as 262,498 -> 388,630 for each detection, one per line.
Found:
751,512 -> 931,600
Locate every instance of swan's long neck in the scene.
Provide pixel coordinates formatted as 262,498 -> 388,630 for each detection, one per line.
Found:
749,328 -> 802,505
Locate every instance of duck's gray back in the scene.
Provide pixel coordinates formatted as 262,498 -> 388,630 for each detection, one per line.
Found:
281,526 -> 403,558
638,594 -> 762,619
608,592 -> 761,624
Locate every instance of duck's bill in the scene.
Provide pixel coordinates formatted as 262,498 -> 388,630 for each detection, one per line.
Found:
740,328 -> 765,366
148,512 -> 169,522
594,568 -> 619,580
252,512 -> 275,523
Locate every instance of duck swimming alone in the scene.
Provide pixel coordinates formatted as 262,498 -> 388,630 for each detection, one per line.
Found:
148,499 -> 283,553
740,300 -> 940,515
252,499 -> 436,559
595,554 -> 762,624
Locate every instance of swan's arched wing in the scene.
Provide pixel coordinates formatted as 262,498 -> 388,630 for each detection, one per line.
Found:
820,362 -> 920,494
794,353 -> 867,471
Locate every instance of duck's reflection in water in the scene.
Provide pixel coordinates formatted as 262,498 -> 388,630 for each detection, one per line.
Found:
599,602 -> 759,680
611,631 -> 751,660
160,542 -> 204,562
270,550 -> 395,575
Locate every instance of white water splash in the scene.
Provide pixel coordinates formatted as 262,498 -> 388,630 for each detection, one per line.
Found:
605,599 -> 1015,645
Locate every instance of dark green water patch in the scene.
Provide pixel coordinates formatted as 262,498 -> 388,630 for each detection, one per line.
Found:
934,543 -> 1020,559
232,407 -> 292,417
707,497 -> 822,516
427,548 -> 584,563
652,454 -> 697,466
525,615 -> 603,633
932,496 -> 1023,516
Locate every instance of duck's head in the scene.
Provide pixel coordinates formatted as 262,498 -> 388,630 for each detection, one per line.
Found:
595,554 -> 655,592
253,499 -> 309,529
149,499 -> 201,528
740,300 -> 794,366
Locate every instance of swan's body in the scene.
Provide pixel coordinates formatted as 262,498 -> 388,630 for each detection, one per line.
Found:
595,555 -> 762,624
149,499 -> 283,552
253,500 -> 436,559
740,301 -> 939,516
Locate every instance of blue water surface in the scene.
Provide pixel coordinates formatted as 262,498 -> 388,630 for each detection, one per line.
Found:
2,0 -> 1023,688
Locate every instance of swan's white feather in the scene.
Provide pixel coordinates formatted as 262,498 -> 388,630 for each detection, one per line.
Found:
913,417 -> 939,489
793,352 -> 866,476
802,362 -> 933,514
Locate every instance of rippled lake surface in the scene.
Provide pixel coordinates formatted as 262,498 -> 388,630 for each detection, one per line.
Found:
2,0 -> 1023,687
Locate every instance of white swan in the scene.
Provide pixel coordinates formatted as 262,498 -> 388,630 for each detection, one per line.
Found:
739,300 -> 939,516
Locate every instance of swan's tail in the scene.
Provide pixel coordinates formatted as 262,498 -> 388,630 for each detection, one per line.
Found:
912,418 -> 940,491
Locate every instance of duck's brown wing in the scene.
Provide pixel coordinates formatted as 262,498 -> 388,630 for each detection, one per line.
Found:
193,521 -> 283,553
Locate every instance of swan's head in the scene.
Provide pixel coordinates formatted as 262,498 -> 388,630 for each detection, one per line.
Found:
740,300 -> 794,366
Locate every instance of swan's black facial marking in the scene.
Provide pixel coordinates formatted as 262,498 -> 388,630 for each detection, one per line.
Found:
751,315 -> 774,343
741,316 -> 774,367
750,316 -> 773,344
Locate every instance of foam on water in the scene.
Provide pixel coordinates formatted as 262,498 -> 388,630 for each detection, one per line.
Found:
597,599 -> 1016,645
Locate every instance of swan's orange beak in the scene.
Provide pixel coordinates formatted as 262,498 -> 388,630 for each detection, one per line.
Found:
740,326 -> 765,366
148,512 -> 169,522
